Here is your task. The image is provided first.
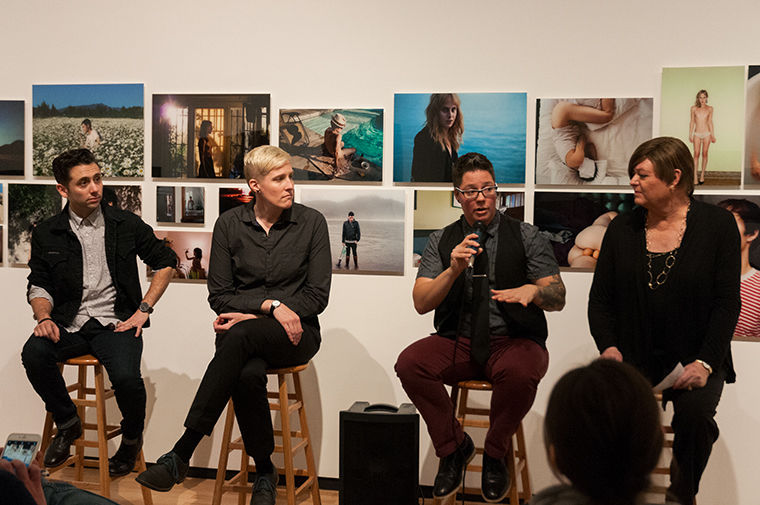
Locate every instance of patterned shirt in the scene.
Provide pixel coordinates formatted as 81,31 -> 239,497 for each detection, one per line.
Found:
735,268 -> 760,339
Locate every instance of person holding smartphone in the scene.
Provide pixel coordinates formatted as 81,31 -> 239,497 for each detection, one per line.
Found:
21,149 -> 177,477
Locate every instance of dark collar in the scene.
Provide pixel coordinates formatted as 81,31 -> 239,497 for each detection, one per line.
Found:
50,202 -> 124,232
242,202 -> 298,226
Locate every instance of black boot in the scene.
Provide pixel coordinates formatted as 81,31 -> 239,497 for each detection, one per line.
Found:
433,433 -> 475,498
44,417 -> 82,468
482,452 -> 510,502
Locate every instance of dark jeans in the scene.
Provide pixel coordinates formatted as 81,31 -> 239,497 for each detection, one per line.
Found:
395,334 -> 548,459
21,318 -> 146,439
665,368 -> 726,505
183,317 -> 320,462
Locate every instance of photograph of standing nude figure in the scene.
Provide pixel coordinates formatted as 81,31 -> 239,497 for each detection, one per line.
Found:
661,66 -> 744,187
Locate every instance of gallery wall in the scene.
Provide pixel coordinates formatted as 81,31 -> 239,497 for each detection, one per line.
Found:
2,1 -> 760,504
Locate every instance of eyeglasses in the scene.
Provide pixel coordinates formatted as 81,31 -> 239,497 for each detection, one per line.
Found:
455,185 -> 498,200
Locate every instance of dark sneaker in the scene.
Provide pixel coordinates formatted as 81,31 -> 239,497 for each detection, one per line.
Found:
109,437 -> 143,477
481,452 -> 510,502
135,451 -> 188,492
250,469 -> 278,505
432,433 -> 475,498
44,418 -> 82,468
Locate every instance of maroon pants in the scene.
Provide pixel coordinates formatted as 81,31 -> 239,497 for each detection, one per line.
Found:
395,334 -> 548,459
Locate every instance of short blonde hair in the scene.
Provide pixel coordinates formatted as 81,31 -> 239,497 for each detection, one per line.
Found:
244,145 -> 290,180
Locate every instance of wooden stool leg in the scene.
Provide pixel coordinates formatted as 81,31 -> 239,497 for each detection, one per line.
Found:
213,400 -> 237,505
93,364 -> 110,498
293,371 -> 321,505
75,364 -> 87,483
279,373 -> 296,505
239,445 -> 250,505
136,450 -> 154,505
507,437 -> 519,504
516,423 -> 531,500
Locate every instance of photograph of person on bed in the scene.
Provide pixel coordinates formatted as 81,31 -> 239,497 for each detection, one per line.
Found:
535,97 -> 653,186
690,89 -> 716,185
550,99 -> 614,181
411,93 -> 463,182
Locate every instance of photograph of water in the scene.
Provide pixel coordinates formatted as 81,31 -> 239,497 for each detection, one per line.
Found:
298,187 -> 405,275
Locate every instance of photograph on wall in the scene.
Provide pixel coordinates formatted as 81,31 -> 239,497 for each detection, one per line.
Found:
156,186 -> 204,225
745,66 -> 760,186
535,97 -> 653,186
394,93 -> 526,184
0,225 -> 3,266
534,191 -> 635,270
219,186 -> 254,215
661,66 -> 744,187
0,183 -> 3,222
33,84 -> 144,178
279,108 -> 383,182
694,194 -> 760,341
413,189 -> 525,268
148,230 -> 212,282
8,184 -> 61,266
152,94 -> 270,179
298,188 -> 404,275
0,100 -> 24,176
104,184 -> 141,216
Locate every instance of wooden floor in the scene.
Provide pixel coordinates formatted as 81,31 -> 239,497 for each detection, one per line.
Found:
51,468 -> 485,505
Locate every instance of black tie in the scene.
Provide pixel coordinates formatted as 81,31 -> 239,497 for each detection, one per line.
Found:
471,235 -> 490,366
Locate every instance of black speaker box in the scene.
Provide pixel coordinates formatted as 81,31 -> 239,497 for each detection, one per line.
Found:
339,402 -> 419,505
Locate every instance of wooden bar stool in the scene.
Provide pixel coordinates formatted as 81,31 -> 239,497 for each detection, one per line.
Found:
212,363 -> 321,505
649,393 -> 693,504
434,379 -> 531,504
40,354 -> 153,505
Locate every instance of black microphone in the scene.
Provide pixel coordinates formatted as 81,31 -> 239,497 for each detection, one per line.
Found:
468,221 -> 485,268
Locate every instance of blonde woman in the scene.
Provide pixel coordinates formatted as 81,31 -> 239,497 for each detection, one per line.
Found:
689,90 -> 715,185
411,93 -> 464,182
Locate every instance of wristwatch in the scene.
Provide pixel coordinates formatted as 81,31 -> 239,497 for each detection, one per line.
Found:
269,300 -> 281,316
139,302 -> 154,314
696,359 -> 712,375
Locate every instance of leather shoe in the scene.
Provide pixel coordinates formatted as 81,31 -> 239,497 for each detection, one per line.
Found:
482,452 -> 510,503
136,451 -> 188,492
433,433 -> 475,498
109,437 -> 142,477
250,469 -> 278,505
44,418 -> 82,467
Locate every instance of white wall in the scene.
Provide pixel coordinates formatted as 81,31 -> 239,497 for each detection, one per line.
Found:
2,1 -> 760,503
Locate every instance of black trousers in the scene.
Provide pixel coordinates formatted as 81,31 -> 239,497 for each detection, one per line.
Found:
665,368 -> 726,504
21,318 -> 145,440
183,318 -> 320,462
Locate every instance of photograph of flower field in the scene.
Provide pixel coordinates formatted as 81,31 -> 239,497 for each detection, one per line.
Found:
33,84 -> 144,178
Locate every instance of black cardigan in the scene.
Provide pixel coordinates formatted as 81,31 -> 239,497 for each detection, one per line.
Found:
588,200 -> 740,383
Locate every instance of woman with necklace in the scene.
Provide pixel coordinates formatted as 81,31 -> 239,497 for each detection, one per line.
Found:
588,137 -> 740,505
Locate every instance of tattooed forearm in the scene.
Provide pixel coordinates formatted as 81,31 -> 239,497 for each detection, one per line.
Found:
534,274 -> 566,311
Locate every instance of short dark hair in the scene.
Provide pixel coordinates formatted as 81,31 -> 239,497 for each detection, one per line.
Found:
628,137 -> 694,196
348,211 -> 354,216
544,359 -> 663,505
718,198 -> 760,235
452,152 -> 495,188
81,118 -> 92,128
51,149 -> 99,185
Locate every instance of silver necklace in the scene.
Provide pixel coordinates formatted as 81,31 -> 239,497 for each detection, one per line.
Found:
645,202 -> 690,290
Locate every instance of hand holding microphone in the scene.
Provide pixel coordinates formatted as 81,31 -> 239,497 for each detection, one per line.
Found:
468,221 -> 485,268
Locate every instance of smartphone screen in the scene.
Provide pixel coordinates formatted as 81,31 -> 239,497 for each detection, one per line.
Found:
2,434 -> 41,466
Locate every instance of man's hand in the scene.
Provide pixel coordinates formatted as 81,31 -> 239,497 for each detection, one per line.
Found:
450,233 -> 482,275
0,457 -> 46,505
115,310 -> 149,337
600,346 -> 623,362
33,319 -> 60,343
213,312 -> 258,333
490,285 -> 539,307
673,360 -> 709,390
272,304 -> 303,345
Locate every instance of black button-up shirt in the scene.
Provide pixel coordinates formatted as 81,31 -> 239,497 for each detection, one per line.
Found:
207,202 -> 332,327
